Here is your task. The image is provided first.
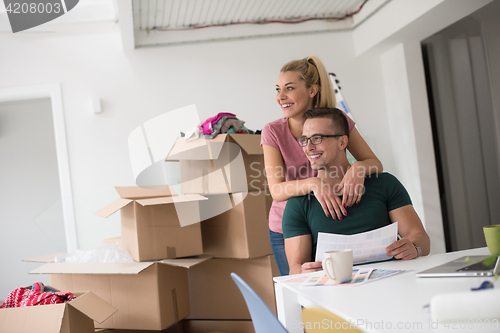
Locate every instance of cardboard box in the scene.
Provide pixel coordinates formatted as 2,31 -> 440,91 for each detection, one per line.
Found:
187,255 -> 279,320
0,291 -> 116,333
95,321 -> 183,332
166,134 -> 265,194
200,190 -> 272,258
183,320 -> 254,333
95,186 -> 207,261
28,255 -> 211,331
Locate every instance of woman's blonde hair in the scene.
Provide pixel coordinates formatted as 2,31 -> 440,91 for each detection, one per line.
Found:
280,55 -> 336,108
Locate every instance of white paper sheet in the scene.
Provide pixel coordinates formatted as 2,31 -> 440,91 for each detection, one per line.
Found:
280,267 -> 407,286
315,222 -> 398,264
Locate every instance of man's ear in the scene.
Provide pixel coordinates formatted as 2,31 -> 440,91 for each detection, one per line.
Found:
339,136 -> 348,150
309,84 -> 318,98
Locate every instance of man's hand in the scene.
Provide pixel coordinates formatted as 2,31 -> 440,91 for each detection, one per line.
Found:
386,237 -> 418,260
301,261 -> 323,274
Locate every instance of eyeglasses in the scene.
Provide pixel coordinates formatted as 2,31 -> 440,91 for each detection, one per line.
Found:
297,134 -> 343,147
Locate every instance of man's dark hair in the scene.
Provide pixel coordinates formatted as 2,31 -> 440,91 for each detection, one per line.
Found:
303,108 -> 350,138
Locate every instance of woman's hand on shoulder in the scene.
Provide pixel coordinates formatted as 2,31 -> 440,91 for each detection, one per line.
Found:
311,178 -> 347,220
336,162 -> 366,208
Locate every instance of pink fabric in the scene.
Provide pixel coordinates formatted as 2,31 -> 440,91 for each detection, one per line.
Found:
199,112 -> 236,135
1,287 -> 75,308
260,115 -> 355,233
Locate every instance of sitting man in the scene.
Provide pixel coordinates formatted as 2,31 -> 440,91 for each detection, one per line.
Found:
283,108 -> 430,275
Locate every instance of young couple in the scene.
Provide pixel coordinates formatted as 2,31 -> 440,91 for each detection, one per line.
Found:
261,57 -> 430,275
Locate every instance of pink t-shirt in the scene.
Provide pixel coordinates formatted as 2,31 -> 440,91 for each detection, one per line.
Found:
260,116 -> 355,233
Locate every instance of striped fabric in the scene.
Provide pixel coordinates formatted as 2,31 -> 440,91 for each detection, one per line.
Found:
1,285 -> 75,308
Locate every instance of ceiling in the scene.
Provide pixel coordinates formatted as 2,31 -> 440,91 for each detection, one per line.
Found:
128,0 -> 390,48
134,0 -> 367,31
0,0 -> 390,48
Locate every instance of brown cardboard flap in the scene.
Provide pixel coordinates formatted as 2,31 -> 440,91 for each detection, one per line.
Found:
29,262 -> 154,275
23,252 -> 65,263
166,135 -> 230,161
69,291 -> 118,324
167,134 -> 262,162
157,255 -> 213,268
205,134 -> 231,160
0,303 -> 66,332
166,137 -> 212,161
94,198 -> 133,218
229,134 -> 263,155
136,194 -> 207,206
231,192 -> 247,207
114,186 -> 176,199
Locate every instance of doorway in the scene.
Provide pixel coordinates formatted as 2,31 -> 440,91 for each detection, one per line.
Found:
0,84 -> 76,300
422,4 -> 500,252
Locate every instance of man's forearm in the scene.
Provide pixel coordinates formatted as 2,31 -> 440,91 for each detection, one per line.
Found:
410,231 -> 431,256
289,263 -> 303,275
285,235 -> 313,275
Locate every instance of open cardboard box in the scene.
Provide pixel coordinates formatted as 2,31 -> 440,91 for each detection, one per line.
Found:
187,255 -> 279,320
200,190 -> 272,259
166,134 -> 265,195
0,290 -> 116,333
26,254 -> 211,331
95,186 -> 207,261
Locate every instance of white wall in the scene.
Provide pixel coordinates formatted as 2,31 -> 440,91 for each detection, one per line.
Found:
353,0 -> 493,56
380,43 -> 445,254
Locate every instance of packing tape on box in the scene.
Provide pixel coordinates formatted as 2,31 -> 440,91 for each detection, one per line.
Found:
167,246 -> 177,258
206,141 -> 237,195
430,288 -> 500,321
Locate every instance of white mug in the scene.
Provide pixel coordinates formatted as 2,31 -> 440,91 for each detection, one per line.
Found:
322,249 -> 353,284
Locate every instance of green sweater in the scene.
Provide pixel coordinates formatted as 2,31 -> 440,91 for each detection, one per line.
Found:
282,173 -> 412,259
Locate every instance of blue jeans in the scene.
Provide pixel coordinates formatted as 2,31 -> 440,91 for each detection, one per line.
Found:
269,229 -> 289,276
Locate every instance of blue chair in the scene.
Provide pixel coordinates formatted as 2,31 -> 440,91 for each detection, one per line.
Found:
230,272 -> 288,333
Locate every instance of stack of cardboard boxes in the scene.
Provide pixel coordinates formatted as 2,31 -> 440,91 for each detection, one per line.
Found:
16,134 -> 279,333
167,134 -> 279,331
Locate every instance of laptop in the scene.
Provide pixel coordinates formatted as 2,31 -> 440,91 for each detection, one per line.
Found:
416,255 -> 500,278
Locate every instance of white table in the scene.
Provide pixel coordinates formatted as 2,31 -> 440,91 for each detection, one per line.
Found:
274,247 -> 498,333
